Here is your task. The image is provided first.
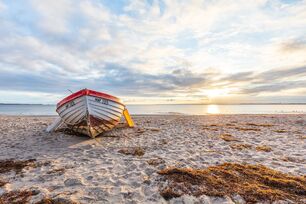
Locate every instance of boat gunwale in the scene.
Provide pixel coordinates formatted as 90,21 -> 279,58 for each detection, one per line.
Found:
56,89 -> 124,110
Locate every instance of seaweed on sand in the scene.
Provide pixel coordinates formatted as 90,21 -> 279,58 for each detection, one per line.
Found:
46,168 -> 65,175
35,198 -> 54,204
0,178 -> 7,187
158,163 -> 306,203
274,129 -> 287,133
35,197 -> 78,204
246,123 -> 273,127
0,190 -> 32,204
118,147 -> 145,156
0,159 -> 37,174
230,143 -> 252,150
235,127 -> 261,131
256,145 -> 272,152
147,157 -> 165,166
209,124 -> 219,127
219,134 -> 239,142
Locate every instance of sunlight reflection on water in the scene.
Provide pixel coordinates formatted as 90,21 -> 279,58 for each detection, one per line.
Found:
206,104 -> 220,114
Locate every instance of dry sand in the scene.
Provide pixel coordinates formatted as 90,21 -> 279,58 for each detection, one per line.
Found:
0,114 -> 305,203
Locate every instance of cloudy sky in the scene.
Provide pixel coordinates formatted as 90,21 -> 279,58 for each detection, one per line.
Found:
0,0 -> 306,104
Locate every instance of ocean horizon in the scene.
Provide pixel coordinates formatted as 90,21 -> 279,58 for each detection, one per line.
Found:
1,103 -> 306,115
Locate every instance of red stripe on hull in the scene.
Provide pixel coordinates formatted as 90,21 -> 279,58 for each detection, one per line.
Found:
56,89 -> 124,110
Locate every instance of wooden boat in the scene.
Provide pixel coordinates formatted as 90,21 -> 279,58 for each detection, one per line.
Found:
47,89 -> 134,138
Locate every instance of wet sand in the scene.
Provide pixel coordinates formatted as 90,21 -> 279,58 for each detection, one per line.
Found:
0,115 -> 305,203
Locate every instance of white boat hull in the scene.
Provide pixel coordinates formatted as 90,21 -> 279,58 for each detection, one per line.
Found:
56,95 -> 125,138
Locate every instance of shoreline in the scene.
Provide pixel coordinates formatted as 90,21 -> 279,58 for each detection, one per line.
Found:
0,114 -> 305,203
1,113 -> 306,117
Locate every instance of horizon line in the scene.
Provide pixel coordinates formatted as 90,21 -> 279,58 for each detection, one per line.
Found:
1,102 -> 306,106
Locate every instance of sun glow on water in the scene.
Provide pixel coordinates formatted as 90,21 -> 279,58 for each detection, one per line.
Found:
206,104 -> 220,114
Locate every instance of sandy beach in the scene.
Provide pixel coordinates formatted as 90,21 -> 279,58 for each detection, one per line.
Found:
0,114 -> 305,204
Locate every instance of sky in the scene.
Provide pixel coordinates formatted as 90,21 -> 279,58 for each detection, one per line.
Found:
0,0 -> 306,104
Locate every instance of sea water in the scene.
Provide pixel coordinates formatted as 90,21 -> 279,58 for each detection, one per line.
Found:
0,104 -> 306,115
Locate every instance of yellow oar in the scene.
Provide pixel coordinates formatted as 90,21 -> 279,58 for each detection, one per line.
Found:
123,108 -> 134,127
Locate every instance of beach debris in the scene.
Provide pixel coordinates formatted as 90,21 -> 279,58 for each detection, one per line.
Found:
122,191 -> 134,199
118,147 -> 145,156
143,176 -> 151,185
0,190 -> 33,204
29,187 -> 41,196
256,145 -> 272,152
158,163 -> 306,203
203,124 -> 223,130
136,128 -> 146,134
0,159 -> 37,174
46,168 -> 65,175
295,119 -> 306,125
274,129 -> 287,133
0,178 -> 7,187
230,143 -> 252,150
300,135 -> 306,139
245,123 -> 273,127
202,149 -> 218,153
225,123 -> 235,127
235,127 -> 261,131
160,139 -> 168,145
293,130 -> 303,134
64,178 -> 83,186
146,127 -> 161,132
203,127 -> 218,131
280,156 -> 305,163
219,134 -> 239,142
147,157 -> 165,166
35,197 -> 79,204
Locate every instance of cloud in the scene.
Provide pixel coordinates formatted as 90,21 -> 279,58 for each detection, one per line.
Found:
220,71 -> 254,83
0,1 -> 6,11
241,80 -> 306,94
0,0 -> 306,103
0,62 -> 211,97
280,38 -> 306,52
230,65 -> 306,95
1,57 -> 304,99
29,0 -> 75,34
255,65 -> 306,82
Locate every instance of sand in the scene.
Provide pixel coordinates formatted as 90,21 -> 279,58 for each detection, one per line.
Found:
0,114 -> 305,203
